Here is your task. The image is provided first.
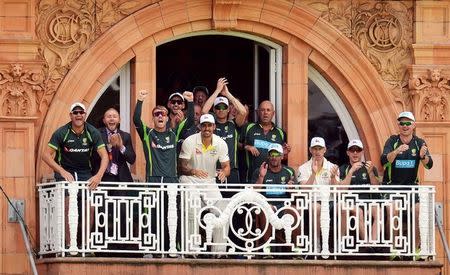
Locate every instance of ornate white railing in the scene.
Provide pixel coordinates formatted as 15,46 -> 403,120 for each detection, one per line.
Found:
38,182 -> 435,260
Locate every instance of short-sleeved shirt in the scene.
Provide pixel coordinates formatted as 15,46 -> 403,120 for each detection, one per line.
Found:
297,157 -> 339,185
339,163 -> 379,199
177,124 -> 200,154
48,122 -> 105,174
179,133 -> 229,178
215,120 -> 239,169
242,122 -> 286,181
133,100 -> 178,180
251,165 -> 297,199
380,135 -> 433,185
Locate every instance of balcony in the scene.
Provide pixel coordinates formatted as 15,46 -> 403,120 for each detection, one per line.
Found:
36,182 -> 441,274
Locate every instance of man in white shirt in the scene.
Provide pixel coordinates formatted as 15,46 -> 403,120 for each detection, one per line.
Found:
178,114 -> 231,254
297,137 -> 339,253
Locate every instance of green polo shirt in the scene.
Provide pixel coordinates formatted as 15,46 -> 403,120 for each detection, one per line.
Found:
380,135 -> 433,185
133,100 -> 178,181
242,122 -> 286,182
339,163 -> 379,199
251,165 -> 296,199
215,119 -> 239,169
48,122 -> 105,173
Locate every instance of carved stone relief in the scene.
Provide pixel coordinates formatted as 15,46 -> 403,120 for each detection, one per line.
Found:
409,68 -> 450,121
36,0 -> 157,82
305,1 -> 413,109
0,63 -> 54,117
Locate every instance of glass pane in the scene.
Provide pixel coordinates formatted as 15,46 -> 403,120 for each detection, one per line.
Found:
308,79 -> 349,166
87,75 -> 121,128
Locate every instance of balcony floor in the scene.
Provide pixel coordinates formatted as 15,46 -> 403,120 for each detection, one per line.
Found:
36,257 -> 443,275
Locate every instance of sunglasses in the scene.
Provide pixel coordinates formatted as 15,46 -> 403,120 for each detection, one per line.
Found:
399,121 -> 413,126
269,151 -> 282,157
153,111 -> 167,117
170,100 -> 184,105
71,110 -> 85,115
214,105 -> 228,111
348,147 -> 362,153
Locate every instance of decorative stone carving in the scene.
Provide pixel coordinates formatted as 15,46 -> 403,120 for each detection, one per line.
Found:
0,63 -> 53,116
409,68 -> 450,121
36,0 -> 159,87
213,0 -> 242,30
306,1 -> 413,107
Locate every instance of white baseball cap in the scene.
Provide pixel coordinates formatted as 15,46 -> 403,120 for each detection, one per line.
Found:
310,137 -> 325,148
347,139 -> 364,149
214,96 -> 229,107
70,102 -> 86,112
200,114 -> 215,124
397,111 -> 415,122
268,143 -> 283,154
168,92 -> 184,101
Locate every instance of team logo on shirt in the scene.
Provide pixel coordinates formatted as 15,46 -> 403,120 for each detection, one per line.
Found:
271,134 -> 276,141
281,176 -> 286,184
64,146 -> 89,153
411,148 -> 417,157
165,136 -> 170,143
225,126 -> 228,132
362,173 -> 367,180
82,138 -> 88,145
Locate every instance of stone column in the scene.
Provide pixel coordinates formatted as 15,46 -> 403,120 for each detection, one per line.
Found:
411,1 -> 450,270
283,37 -> 311,167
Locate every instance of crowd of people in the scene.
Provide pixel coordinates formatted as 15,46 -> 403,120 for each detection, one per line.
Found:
42,78 -> 433,258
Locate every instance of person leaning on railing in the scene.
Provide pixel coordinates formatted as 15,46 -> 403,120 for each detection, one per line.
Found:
339,139 -> 380,253
380,111 -> 433,259
42,102 -> 109,248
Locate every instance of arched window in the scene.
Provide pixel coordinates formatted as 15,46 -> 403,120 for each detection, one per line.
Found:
86,63 -> 131,132
308,65 -> 360,165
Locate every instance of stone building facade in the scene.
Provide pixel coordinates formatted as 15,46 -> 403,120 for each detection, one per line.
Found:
0,0 -> 449,274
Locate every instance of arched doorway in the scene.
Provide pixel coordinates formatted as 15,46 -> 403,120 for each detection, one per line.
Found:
37,3 -> 397,178
155,31 -> 283,124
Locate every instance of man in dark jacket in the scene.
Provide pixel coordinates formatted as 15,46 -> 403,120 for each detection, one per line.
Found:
92,107 -> 136,182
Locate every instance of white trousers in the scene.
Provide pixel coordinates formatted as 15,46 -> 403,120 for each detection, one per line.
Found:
179,175 -> 229,253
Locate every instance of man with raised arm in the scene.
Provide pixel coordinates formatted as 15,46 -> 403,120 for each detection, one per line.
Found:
134,89 -> 193,257
202,77 -> 248,189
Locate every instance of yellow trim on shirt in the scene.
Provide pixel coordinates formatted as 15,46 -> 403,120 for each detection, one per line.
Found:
202,144 -> 215,153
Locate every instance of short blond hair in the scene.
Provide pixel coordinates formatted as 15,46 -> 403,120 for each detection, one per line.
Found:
152,105 -> 168,115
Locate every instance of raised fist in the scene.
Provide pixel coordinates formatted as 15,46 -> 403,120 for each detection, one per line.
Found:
137,90 -> 149,101
183,91 -> 194,102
